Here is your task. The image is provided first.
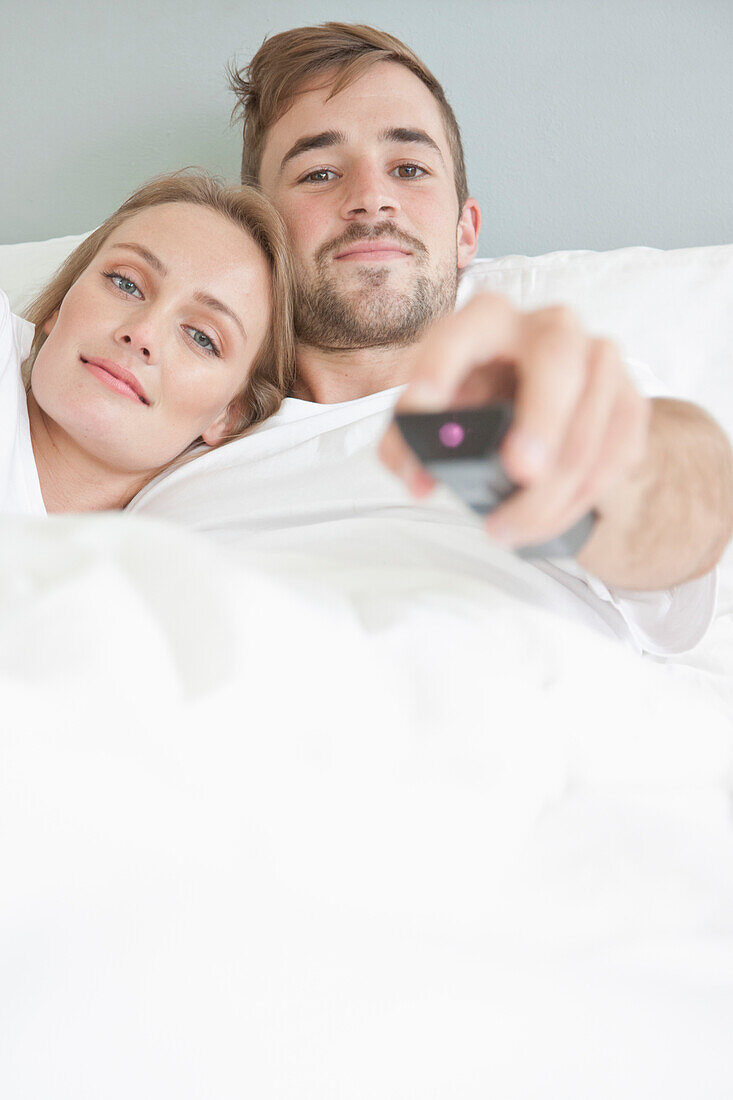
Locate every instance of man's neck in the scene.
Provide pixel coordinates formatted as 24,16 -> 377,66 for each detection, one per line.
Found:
291,342 -> 422,403
27,392 -> 149,513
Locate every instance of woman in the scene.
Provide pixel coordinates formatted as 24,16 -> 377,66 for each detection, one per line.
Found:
1,171 -> 295,513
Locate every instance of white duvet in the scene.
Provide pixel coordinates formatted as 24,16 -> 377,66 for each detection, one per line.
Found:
2,511 -> 732,1098
3,236 -> 733,1097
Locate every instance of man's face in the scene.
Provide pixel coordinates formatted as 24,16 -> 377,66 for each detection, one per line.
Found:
258,61 -> 480,350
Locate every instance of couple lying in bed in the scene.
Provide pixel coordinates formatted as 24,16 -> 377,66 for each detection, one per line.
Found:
4,22 -> 732,656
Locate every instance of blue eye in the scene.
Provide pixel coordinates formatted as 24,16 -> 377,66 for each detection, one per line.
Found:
183,325 -> 220,357
105,271 -> 143,297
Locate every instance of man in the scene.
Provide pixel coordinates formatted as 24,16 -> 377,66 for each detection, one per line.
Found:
130,22 -> 732,655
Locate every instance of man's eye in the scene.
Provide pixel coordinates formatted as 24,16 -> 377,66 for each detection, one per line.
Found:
393,164 -> 427,180
183,326 -> 220,357
105,272 -> 143,298
300,169 -> 338,183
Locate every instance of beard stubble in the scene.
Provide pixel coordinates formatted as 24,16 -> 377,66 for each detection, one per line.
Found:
293,222 -> 459,350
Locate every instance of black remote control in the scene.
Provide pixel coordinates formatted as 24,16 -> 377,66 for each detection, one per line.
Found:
395,402 -> 596,558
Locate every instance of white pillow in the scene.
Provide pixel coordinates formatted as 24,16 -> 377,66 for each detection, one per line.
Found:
0,232 -> 90,317
3,233 -> 732,440
458,245 -> 733,442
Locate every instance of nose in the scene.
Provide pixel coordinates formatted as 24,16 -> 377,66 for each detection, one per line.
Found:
340,160 -> 401,221
114,314 -> 155,360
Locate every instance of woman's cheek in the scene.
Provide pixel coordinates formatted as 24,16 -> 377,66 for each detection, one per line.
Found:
163,370 -> 227,431
30,342 -> 65,412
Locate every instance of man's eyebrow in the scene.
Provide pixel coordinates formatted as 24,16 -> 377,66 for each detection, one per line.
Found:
279,129 -> 346,173
193,292 -> 247,342
111,243 -> 168,275
279,126 -> 446,175
379,127 -> 445,163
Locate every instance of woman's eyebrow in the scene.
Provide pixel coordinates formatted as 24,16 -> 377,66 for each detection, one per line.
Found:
112,242 -> 168,275
193,291 -> 247,342
108,243 -> 246,341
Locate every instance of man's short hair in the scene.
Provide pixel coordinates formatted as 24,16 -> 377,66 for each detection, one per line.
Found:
229,22 -> 469,211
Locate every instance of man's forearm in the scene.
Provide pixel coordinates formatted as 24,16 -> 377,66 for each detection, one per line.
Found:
576,398 -> 733,590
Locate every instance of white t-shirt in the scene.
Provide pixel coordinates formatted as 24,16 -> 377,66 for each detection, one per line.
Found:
0,289 -> 45,516
127,380 -> 717,657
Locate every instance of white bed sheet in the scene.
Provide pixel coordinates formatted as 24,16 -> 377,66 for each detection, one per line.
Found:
1,511 -> 732,1098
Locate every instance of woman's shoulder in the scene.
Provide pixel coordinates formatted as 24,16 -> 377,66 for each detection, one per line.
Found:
0,288 -> 13,364
0,286 -> 10,327
0,287 -> 34,368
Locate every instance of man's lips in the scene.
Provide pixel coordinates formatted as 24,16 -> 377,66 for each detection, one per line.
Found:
80,356 -> 150,405
334,241 -> 412,261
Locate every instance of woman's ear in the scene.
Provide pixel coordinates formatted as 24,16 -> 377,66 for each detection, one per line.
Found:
200,402 -> 240,447
457,198 -> 481,270
42,310 -> 59,336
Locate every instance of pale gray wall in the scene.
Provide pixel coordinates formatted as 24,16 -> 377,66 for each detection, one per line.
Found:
2,0 -> 731,254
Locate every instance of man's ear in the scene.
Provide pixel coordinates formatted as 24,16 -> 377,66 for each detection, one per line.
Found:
200,401 -> 240,447
457,198 -> 481,270
42,309 -> 59,335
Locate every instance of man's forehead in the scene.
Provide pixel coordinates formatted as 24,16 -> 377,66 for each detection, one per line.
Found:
263,61 -> 451,165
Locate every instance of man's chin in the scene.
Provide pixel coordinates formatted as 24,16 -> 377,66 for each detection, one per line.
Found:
334,262 -> 405,292
295,302 -> 435,350
294,264 -> 458,350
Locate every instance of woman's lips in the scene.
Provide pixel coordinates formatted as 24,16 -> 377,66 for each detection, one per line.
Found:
80,356 -> 149,405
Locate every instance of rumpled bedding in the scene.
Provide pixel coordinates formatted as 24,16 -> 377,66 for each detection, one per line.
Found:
1,512 -> 732,1098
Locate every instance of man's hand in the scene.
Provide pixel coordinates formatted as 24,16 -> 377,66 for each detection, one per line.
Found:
380,292 -> 651,552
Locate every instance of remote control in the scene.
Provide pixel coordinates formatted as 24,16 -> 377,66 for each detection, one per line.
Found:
394,402 -> 596,558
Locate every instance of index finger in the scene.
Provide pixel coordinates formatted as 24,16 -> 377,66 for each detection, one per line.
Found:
398,292 -> 520,410
500,305 -> 587,483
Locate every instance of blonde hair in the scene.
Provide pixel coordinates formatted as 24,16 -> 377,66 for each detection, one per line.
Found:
229,22 -> 469,210
23,170 -> 296,442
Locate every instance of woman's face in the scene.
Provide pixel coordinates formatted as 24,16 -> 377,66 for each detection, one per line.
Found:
31,202 -> 273,473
